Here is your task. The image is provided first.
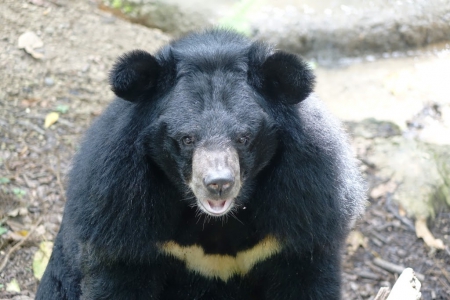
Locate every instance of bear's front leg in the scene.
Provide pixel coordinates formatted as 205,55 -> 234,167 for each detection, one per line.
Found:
35,235 -> 82,300
260,248 -> 343,300
80,261 -> 165,300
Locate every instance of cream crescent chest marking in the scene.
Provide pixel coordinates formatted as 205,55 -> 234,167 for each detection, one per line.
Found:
157,235 -> 282,282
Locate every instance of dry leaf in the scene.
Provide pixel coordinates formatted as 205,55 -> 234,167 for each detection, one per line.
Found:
5,219 -> 27,232
398,205 -> 406,217
21,97 -> 39,107
7,207 -> 28,217
370,180 -> 397,199
33,241 -> 53,280
346,230 -> 367,255
44,112 -> 59,128
17,230 -> 29,237
6,278 -> 21,293
18,31 -> 44,59
34,224 -> 47,237
4,231 -> 27,241
387,268 -> 422,300
415,217 -> 445,249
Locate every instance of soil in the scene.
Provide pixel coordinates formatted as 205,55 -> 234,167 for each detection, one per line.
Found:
0,1 -> 449,299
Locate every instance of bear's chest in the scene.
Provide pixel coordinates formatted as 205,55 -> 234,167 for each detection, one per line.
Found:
157,235 -> 282,282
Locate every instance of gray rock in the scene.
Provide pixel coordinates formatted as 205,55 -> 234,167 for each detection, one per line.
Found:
102,0 -> 450,63
365,135 -> 450,219
44,77 -> 54,86
252,0 -> 450,63
345,119 -> 401,139
102,0 -> 232,36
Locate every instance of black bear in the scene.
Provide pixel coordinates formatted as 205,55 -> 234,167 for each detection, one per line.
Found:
36,29 -> 365,299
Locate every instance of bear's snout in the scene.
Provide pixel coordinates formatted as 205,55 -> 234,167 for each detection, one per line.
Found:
203,169 -> 235,196
189,147 -> 242,216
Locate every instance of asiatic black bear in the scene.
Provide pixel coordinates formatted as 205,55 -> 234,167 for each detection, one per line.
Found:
36,29 -> 365,300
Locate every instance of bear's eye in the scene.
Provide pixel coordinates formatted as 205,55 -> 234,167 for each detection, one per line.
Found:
237,135 -> 250,145
181,136 -> 195,146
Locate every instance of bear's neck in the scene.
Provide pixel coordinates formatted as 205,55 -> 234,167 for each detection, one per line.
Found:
168,204 -> 263,256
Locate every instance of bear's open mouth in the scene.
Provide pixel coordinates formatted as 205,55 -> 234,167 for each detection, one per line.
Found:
197,198 -> 234,216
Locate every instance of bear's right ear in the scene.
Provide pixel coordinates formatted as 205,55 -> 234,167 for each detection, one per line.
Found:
109,50 -> 161,102
249,46 -> 315,105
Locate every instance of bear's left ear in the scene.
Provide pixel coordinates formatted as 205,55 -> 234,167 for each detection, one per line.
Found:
109,50 -> 161,102
254,51 -> 315,105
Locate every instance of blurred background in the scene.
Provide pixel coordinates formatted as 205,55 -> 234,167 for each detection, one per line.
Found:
0,0 -> 449,299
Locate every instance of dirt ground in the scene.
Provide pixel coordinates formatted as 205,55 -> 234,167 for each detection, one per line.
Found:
0,1 -> 449,299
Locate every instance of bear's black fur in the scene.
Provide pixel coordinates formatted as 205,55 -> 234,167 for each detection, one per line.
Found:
36,29 -> 365,300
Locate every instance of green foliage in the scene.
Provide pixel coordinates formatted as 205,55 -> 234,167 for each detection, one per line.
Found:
219,0 -> 264,36
108,0 -> 134,13
0,177 -> 10,184
0,226 -> 7,236
55,105 -> 69,114
123,4 -> 133,13
111,0 -> 122,9
12,188 -> 26,198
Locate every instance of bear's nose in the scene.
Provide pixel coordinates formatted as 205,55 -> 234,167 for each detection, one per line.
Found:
203,171 -> 235,196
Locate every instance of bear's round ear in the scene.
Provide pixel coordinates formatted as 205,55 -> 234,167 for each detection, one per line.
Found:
109,50 -> 161,102
259,51 -> 315,105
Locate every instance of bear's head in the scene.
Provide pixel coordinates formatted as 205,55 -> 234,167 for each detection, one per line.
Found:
109,30 -> 315,217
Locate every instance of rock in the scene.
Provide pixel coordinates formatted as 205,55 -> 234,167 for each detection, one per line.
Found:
345,119 -> 401,139
102,0 -> 230,36
102,0 -> 450,63
44,77 -> 54,86
365,135 -> 450,219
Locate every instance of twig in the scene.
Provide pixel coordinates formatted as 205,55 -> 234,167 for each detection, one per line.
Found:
356,270 -> 380,280
385,193 -> 415,231
371,231 -> 388,244
367,261 -> 391,277
0,216 -> 43,272
360,158 -> 376,169
16,119 -> 46,135
373,258 -> 425,281
374,287 -> 390,300
56,154 -> 66,202
433,258 -> 450,284
46,154 -> 66,202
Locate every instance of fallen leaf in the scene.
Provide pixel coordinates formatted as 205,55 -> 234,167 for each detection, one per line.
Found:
346,230 -> 368,255
33,241 -> 53,280
7,207 -> 28,217
43,7 -> 52,15
34,225 -> 47,237
4,231 -> 27,241
6,278 -> 21,293
18,31 -> 44,59
370,180 -> 398,199
21,97 -> 39,107
415,217 -> 445,249
17,230 -> 29,237
6,219 -> 27,232
44,112 -> 59,128
18,31 -> 43,49
398,204 -> 406,217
